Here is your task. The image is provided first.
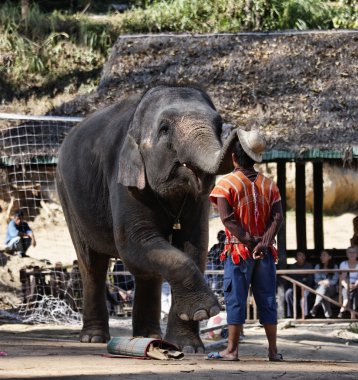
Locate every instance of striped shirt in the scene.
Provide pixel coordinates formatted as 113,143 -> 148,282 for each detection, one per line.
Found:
210,169 -> 281,238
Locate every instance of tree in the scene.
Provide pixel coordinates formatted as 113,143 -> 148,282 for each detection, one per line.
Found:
21,0 -> 29,21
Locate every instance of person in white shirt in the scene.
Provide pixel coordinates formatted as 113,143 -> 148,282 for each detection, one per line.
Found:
338,246 -> 358,318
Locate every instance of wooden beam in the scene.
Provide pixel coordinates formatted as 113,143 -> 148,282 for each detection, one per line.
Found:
295,162 -> 307,251
276,161 -> 287,319
313,162 -> 324,252
276,161 -> 287,267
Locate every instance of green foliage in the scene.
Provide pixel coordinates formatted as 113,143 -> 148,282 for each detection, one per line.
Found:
331,0 -> 358,29
0,2 -> 109,95
119,0 -> 246,32
0,0 -> 357,100
117,0 -> 356,32
278,0 -> 336,30
348,323 -> 358,334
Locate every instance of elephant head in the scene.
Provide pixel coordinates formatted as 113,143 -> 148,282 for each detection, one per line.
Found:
117,85 -> 236,198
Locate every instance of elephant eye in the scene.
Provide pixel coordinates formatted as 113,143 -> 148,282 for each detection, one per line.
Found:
159,123 -> 170,136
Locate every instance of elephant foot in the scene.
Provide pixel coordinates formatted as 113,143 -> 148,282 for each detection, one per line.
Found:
80,326 -> 110,343
165,331 -> 205,353
133,325 -> 162,339
174,288 -> 221,322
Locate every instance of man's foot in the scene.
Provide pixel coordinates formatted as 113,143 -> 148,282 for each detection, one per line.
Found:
268,353 -> 284,362
338,310 -> 349,318
206,351 -> 239,361
309,306 -> 318,317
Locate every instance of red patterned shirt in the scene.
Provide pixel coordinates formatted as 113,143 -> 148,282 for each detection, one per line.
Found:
210,169 -> 282,263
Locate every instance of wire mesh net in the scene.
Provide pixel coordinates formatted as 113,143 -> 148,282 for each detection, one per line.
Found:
0,114 -> 83,323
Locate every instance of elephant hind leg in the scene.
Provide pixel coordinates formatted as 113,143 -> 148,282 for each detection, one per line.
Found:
132,276 -> 162,338
77,249 -> 110,343
58,186 -> 110,342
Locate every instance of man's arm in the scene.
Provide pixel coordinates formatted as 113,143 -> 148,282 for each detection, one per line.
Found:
217,197 -> 256,251
252,200 -> 283,256
29,230 -> 36,247
7,221 -> 20,240
24,223 -> 36,247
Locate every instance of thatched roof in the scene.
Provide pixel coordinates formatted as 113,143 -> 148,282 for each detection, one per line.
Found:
55,31 -> 358,161
8,31 -> 358,163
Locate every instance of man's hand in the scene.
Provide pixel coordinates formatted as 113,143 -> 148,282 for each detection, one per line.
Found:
252,242 -> 267,260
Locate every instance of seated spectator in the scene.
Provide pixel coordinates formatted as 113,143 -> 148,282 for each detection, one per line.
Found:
4,210 -> 36,258
50,261 -> 67,300
310,251 -> 338,318
205,230 -> 225,296
28,266 -> 49,307
113,259 -> 135,301
285,251 -> 314,318
161,281 -> 171,320
338,246 -> 358,318
66,260 -> 83,311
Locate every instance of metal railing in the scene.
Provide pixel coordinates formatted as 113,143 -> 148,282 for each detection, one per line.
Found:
14,266 -> 358,324
277,268 -> 358,321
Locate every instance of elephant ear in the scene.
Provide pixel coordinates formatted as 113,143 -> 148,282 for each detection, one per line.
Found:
117,134 -> 146,189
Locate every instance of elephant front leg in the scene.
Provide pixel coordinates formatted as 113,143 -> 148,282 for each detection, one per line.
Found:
165,307 -> 204,353
78,252 -> 110,343
132,276 -> 162,338
164,260 -> 220,352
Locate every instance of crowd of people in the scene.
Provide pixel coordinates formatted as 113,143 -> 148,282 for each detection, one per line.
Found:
284,246 -> 358,319
19,260 -> 83,311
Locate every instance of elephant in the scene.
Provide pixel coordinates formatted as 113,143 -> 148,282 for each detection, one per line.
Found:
56,85 -> 236,352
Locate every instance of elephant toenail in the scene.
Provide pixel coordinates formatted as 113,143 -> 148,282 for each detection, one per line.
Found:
80,335 -> 91,343
183,346 -> 195,354
91,335 -> 105,343
196,346 -> 205,354
179,313 -> 190,321
210,305 -> 221,317
193,309 -> 208,321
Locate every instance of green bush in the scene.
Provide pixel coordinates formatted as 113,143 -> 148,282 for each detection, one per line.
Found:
348,323 -> 358,335
0,0 -> 357,99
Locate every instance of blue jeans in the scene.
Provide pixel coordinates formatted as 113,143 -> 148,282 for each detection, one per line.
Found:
224,254 -> 277,325
5,236 -> 31,257
285,287 -> 311,317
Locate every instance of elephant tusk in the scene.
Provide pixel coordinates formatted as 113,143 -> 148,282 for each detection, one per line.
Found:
182,163 -> 187,167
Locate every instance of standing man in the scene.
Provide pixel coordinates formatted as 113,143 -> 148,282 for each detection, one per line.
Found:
207,129 -> 283,362
4,209 -> 36,258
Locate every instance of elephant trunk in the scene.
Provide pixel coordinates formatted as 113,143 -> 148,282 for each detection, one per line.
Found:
177,127 -> 237,175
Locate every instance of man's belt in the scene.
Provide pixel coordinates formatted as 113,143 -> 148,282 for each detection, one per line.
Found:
224,236 -> 240,244
220,241 -> 278,265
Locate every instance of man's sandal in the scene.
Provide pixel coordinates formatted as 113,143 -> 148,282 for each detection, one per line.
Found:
206,352 -> 240,361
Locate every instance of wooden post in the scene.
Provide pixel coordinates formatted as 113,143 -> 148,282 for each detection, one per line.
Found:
313,162 -> 324,253
293,284 -> 297,320
295,162 -> 307,251
276,161 -> 287,319
276,161 -> 287,265
21,0 -> 29,21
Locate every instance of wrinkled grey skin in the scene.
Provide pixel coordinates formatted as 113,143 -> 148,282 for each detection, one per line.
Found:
56,85 -> 236,352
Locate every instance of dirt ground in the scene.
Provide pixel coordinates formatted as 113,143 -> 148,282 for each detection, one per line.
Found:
0,319 -> 357,379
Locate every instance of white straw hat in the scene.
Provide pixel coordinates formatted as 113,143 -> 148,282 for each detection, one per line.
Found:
237,129 -> 266,163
